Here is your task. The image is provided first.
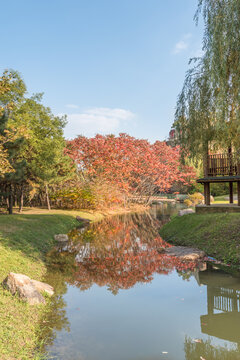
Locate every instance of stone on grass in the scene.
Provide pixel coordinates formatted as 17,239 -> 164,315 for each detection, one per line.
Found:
54,234 -> 69,242
164,246 -> 205,261
76,216 -> 91,225
2,272 -> 54,305
178,208 -> 195,216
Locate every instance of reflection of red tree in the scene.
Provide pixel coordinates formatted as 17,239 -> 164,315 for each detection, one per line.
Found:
63,213 -> 198,294
72,248 -> 197,293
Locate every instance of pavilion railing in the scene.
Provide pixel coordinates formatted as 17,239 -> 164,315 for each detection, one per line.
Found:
213,288 -> 240,313
208,153 -> 240,176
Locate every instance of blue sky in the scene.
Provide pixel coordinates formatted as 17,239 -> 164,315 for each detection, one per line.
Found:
0,0 -> 203,142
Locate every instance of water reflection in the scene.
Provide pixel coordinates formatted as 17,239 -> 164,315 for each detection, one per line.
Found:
199,266 -> 240,343
42,207 -> 240,360
150,201 -> 185,223
184,337 -> 239,360
47,212 -> 199,295
184,265 -> 240,360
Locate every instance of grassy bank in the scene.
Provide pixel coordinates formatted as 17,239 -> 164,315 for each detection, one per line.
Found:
0,206 -> 143,359
160,213 -> 240,266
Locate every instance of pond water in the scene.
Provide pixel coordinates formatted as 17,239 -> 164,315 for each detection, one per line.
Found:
43,202 -> 240,360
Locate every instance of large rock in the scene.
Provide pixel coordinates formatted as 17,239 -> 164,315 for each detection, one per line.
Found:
178,208 -> 195,216
164,246 -> 205,261
54,234 -> 69,242
2,273 -> 54,305
31,279 -> 54,296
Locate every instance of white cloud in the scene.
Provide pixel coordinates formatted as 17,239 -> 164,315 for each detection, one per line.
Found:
65,104 -> 79,109
63,107 -> 135,139
193,48 -> 204,58
172,34 -> 192,54
173,40 -> 188,54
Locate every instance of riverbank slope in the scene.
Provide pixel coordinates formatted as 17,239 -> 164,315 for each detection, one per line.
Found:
0,205 -> 145,359
160,213 -> 240,266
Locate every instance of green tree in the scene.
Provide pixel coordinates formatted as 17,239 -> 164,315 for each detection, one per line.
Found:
12,94 -> 73,210
0,70 -> 27,213
0,70 -> 73,213
0,70 -> 25,177
175,0 -> 240,160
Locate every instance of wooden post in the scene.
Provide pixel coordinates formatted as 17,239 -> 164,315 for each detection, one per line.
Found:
237,182 -> 240,206
204,182 -> 210,205
207,286 -> 214,316
207,182 -> 210,205
229,182 -> 233,204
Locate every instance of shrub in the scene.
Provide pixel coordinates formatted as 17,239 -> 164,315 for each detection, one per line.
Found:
184,192 -> 204,207
51,179 -> 125,210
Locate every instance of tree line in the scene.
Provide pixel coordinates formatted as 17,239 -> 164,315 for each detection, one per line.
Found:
0,70 -> 73,214
0,70 -> 195,214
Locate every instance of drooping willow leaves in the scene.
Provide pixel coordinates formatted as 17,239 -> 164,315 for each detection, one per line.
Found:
175,0 -> 240,161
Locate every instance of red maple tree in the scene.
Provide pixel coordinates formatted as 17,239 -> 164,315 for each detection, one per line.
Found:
66,133 -> 195,197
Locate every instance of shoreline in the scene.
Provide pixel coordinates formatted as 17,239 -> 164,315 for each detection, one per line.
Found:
159,212 -> 240,268
0,205 -> 147,359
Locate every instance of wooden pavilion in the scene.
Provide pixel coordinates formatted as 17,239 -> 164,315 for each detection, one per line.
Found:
197,147 -> 240,207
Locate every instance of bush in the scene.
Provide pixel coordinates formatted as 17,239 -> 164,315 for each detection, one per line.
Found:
184,192 -> 204,207
51,179 -> 125,210
184,198 -> 193,207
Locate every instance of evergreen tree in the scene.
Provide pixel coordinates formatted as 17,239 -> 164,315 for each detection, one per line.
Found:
0,70 -> 26,213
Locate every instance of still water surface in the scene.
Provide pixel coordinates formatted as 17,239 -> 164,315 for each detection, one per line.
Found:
44,203 -> 240,360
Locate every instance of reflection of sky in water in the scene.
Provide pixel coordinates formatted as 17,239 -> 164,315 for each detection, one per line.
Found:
47,270 -> 240,360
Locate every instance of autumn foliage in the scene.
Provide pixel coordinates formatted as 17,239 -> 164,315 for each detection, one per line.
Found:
65,134 -> 195,205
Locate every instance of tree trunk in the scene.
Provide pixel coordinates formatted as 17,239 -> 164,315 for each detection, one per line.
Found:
6,196 -> 9,209
13,185 -> 17,207
19,185 -> 24,213
45,184 -> 51,210
8,185 -> 13,215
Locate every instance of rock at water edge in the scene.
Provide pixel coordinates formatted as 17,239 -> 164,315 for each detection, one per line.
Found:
2,272 -> 54,305
165,246 -> 205,261
2,273 -> 45,305
31,279 -> 54,296
178,208 -> 195,216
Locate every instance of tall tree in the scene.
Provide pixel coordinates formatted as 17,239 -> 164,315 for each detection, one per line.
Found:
0,71 -> 24,176
12,94 -> 72,210
175,0 -> 240,159
0,70 -> 26,213
0,70 -> 73,213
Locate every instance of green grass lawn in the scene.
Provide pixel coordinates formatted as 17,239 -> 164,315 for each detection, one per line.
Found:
213,194 -> 238,204
160,213 -> 240,266
0,208 -> 101,360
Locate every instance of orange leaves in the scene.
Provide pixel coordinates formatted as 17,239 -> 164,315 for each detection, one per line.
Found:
66,134 -> 196,197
